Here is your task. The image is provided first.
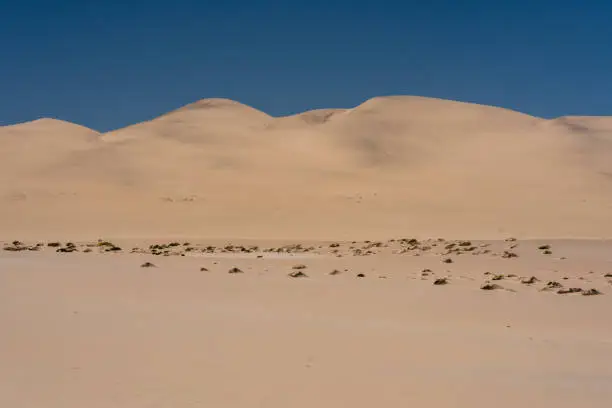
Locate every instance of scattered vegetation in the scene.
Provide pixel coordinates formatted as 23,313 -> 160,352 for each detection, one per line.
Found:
4,236 -> 606,299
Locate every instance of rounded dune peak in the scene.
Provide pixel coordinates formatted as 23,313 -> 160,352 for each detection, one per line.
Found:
1,117 -> 64,128
350,94 -> 541,122
2,117 -> 99,135
171,97 -> 271,116
144,97 -> 272,125
319,94 -> 545,170
104,98 -> 272,144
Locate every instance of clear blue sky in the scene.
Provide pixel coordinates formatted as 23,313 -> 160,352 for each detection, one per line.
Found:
2,0 -> 611,131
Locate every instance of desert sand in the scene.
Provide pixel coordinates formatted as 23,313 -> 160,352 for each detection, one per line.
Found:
1,96 -> 612,407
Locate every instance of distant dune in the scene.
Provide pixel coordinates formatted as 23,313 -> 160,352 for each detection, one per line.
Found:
1,96 -> 611,240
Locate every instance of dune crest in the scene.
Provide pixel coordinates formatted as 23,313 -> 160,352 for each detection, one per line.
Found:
171,97 -> 269,114
1,117 -> 99,135
101,98 -> 272,144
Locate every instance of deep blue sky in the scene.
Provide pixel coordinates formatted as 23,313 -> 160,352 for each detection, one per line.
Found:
2,1 -> 611,131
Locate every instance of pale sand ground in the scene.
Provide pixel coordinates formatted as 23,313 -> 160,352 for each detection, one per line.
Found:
1,239 -> 612,407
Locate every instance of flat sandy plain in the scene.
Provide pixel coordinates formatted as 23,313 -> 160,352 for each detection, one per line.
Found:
2,238 -> 611,407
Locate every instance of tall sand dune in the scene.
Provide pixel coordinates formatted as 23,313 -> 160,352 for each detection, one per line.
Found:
1,96 -> 611,240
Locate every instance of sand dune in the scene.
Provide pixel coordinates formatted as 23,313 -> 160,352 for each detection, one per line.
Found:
1,95 -> 612,239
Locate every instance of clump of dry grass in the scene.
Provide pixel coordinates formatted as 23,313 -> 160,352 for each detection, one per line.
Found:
502,251 -> 518,259
288,271 -> 308,278
481,282 -> 503,291
141,262 -> 156,268
521,276 -> 538,284
557,287 -> 582,294
582,288 -> 602,296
